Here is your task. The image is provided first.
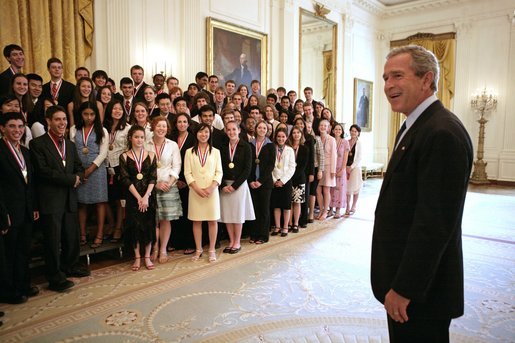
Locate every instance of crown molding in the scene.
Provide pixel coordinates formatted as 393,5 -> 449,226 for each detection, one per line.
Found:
353,0 -> 468,18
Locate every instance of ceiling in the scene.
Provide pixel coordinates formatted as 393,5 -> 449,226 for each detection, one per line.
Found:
377,0 -> 419,5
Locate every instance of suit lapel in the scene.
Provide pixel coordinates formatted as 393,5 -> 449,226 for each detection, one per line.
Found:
379,101 -> 442,197
43,134 -> 66,170
1,140 -> 26,182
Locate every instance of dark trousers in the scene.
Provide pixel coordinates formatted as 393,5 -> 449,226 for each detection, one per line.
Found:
40,212 -> 80,285
170,187 -> 195,250
250,187 -> 272,242
387,315 -> 451,343
2,220 -> 33,295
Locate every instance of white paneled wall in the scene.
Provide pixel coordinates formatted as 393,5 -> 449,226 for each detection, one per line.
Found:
90,0 -> 515,181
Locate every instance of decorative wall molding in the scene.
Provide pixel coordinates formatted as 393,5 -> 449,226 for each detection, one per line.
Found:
352,0 -> 468,18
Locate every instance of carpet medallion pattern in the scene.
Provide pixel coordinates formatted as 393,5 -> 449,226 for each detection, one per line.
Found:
0,186 -> 513,342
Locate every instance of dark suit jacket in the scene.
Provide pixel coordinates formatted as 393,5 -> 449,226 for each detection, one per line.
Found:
133,82 -> 149,102
291,145 -> 308,186
29,133 -> 85,214
248,141 -> 276,189
371,100 -> 473,320
220,140 -> 252,190
0,141 -> 37,226
0,67 -> 14,96
42,79 -> 75,107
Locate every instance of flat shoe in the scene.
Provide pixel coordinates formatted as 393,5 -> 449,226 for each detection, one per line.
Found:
229,247 -> 241,254
223,247 -> 232,253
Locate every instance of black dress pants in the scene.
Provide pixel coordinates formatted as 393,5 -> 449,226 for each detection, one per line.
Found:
3,220 -> 32,295
40,211 -> 80,285
387,315 -> 451,343
250,187 -> 272,242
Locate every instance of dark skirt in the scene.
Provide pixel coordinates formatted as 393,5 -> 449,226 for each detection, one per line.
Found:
271,181 -> 293,210
107,166 -> 123,201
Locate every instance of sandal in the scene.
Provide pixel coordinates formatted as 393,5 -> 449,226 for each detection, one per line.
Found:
191,250 -> 203,261
143,256 -> 155,270
280,228 -> 288,237
270,226 -> 280,236
110,228 -> 122,243
344,211 -> 350,217
254,240 -> 264,244
291,225 -> 299,233
90,236 -> 103,249
208,250 -> 217,262
80,235 -> 87,246
131,258 -> 141,271
158,252 -> 168,264
183,248 -> 195,255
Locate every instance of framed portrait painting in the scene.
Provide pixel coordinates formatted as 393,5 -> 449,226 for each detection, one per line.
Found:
353,78 -> 373,132
206,17 -> 267,93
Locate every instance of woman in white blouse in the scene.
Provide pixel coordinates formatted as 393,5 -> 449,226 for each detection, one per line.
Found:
270,127 -> 296,237
345,124 -> 363,216
145,117 -> 182,263
103,100 -> 131,243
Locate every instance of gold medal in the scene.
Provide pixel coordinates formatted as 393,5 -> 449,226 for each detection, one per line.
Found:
136,173 -> 143,180
157,162 -> 161,168
82,147 -> 89,154
228,162 -> 235,169
255,158 -> 260,164
277,163 -> 282,169
109,144 -> 114,150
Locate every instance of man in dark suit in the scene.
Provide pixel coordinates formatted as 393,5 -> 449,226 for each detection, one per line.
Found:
371,45 -> 473,342
30,106 -> 90,292
131,65 -> 148,102
0,112 -> 39,303
225,53 -> 252,90
120,77 -> 135,120
0,44 -> 25,96
41,57 -> 75,108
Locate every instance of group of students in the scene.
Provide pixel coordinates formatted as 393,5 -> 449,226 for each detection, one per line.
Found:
0,43 -> 364,311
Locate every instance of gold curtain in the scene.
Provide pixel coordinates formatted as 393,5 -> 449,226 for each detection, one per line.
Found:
387,32 -> 456,156
0,0 -> 94,82
322,50 -> 335,111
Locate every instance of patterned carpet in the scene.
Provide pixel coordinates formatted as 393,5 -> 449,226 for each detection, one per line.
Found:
0,180 -> 513,342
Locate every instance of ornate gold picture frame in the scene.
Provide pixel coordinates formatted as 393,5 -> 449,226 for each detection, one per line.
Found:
353,78 -> 373,132
206,17 -> 268,92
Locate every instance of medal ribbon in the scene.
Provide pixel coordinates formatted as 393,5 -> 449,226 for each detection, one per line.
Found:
198,145 -> 208,167
131,148 -> 144,174
276,146 -> 283,164
154,140 -> 166,164
229,139 -> 239,163
49,133 -> 66,163
109,130 -> 117,147
82,126 -> 94,149
5,139 -> 26,172
256,139 -> 264,158
178,132 -> 188,150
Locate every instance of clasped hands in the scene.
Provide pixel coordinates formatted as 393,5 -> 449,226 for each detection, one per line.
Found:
138,194 -> 150,212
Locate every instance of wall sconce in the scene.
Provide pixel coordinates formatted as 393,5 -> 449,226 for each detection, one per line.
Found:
470,88 -> 497,184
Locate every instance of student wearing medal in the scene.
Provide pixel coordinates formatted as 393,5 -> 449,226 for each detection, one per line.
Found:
129,102 -> 153,143
183,123 -> 223,263
70,101 -> 109,248
169,113 -> 196,255
30,105 -> 89,292
145,117 -> 182,263
248,120 -> 275,244
0,112 -> 39,303
219,120 -> 254,254
270,127 -> 296,237
103,100 -> 131,243
119,125 -> 157,271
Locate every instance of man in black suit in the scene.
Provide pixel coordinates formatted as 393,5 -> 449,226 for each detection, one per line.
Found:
41,57 -> 75,108
0,113 -> 39,303
0,44 -> 25,96
30,106 -> 90,292
131,65 -> 148,102
225,53 -> 252,90
371,45 -> 473,342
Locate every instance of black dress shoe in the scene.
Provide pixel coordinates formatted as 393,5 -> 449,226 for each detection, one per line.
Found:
300,224 -> 307,228
229,247 -> 241,254
23,286 -> 40,297
0,311 -> 4,317
66,266 -> 91,278
48,280 -> 75,292
0,294 -> 28,304
223,247 -> 232,253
